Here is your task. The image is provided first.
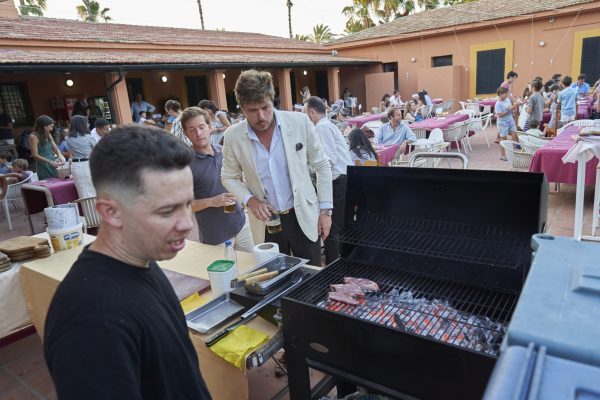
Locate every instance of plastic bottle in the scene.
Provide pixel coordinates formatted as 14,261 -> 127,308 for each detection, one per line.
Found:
224,240 -> 238,275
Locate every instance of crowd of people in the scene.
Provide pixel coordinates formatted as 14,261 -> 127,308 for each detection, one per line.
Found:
493,70 -> 600,160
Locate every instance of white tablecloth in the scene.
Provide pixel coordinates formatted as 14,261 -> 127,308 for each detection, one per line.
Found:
0,262 -> 31,337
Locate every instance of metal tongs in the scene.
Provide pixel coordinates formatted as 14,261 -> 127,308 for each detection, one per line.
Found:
205,271 -> 305,347
229,268 -> 279,289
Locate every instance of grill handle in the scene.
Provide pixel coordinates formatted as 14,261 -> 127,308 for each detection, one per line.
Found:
408,152 -> 468,169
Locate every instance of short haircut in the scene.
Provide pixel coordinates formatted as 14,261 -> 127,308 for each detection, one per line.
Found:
12,158 -> 28,169
534,76 -> 543,82
90,124 -> 194,199
387,106 -> 401,120
529,120 -> 540,129
552,73 -> 561,80
165,99 -> 181,112
180,107 -> 210,130
507,71 -> 518,79
550,84 -> 560,92
305,96 -> 327,115
531,79 -> 542,91
95,118 -> 109,128
234,69 -> 275,107
497,86 -> 509,95
578,74 -> 586,81
68,115 -> 90,137
562,76 -> 573,86
393,90 -> 399,95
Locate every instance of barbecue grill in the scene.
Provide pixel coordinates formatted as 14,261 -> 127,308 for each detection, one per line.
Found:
282,166 -> 547,399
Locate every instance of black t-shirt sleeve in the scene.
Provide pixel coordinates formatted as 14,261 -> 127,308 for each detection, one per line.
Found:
45,318 -> 143,400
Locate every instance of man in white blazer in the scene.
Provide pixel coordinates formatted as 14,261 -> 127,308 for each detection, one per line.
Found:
221,70 -> 333,266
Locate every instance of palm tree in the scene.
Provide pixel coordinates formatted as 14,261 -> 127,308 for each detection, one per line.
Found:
76,0 -> 111,22
286,0 -> 293,39
342,0 -> 376,33
293,33 -> 310,41
17,0 -> 47,16
196,0 -> 205,29
311,24 -> 335,44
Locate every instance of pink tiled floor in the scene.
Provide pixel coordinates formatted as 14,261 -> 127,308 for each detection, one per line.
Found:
1,124 -> 598,400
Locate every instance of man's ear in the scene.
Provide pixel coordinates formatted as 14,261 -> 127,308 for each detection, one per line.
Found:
95,195 -> 123,229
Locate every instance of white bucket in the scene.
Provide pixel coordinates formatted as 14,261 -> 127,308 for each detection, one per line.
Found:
47,223 -> 84,251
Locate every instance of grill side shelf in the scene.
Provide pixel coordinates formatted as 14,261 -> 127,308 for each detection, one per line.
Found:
340,213 -> 532,269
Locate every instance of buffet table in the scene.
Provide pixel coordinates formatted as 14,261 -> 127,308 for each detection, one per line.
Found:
20,240 -> 288,399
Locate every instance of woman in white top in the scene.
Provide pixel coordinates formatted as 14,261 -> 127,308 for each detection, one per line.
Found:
198,100 -> 231,146
66,115 -> 97,198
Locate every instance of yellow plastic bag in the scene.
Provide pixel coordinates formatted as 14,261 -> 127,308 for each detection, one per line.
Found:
210,325 -> 270,369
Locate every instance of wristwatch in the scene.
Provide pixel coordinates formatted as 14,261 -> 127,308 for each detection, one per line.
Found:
319,209 -> 333,216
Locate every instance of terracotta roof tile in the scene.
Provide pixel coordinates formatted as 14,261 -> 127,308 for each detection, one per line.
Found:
0,49 -> 373,66
0,16 -> 322,50
333,0 -> 596,44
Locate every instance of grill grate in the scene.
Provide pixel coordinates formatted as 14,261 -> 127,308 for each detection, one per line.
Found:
341,213 -> 531,269
288,259 -> 519,357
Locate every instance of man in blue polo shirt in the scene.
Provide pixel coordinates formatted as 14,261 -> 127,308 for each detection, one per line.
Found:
571,73 -> 590,96
182,106 -> 254,251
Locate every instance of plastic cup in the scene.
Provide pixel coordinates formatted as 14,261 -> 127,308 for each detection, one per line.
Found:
266,212 -> 282,234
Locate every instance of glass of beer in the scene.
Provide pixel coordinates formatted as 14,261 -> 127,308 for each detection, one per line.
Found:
266,211 -> 282,234
224,200 -> 236,213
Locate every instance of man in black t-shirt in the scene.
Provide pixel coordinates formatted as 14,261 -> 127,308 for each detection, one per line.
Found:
44,125 -> 211,400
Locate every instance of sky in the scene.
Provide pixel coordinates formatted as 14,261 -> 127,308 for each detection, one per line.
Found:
25,0 -> 350,38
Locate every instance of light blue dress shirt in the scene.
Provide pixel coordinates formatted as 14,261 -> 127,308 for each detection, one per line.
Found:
130,101 -> 156,122
375,122 -> 417,145
244,110 -> 332,211
571,82 -> 590,95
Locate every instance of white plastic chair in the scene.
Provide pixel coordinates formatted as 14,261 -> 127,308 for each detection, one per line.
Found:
518,135 -> 547,153
443,121 -> 470,156
71,196 -> 101,234
558,119 -> 595,134
455,109 -> 476,117
500,140 -> 534,171
466,102 -> 482,117
411,128 -> 427,140
1,170 -> 34,230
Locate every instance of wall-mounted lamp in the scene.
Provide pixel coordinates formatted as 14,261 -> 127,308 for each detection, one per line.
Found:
303,70 -> 308,76
539,41 -> 546,47
65,79 -> 74,87
410,57 -> 416,63
160,75 -> 168,83
222,73 -> 226,79
513,63 -> 518,68
549,17 -> 555,23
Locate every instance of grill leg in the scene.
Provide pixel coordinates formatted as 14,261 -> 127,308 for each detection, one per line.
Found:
285,340 -> 312,400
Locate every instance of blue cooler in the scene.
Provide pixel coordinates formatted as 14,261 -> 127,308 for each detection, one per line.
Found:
484,344 -> 600,399
504,234 -> 600,367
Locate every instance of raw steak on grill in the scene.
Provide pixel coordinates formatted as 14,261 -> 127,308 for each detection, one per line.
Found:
330,283 -> 364,297
343,277 -> 380,292
328,291 -> 360,306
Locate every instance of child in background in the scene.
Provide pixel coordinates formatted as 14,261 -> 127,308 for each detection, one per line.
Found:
557,76 -> 578,126
0,151 -> 10,174
0,158 -> 28,200
138,111 -> 147,124
525,121 -> 544,138
526,79 -> 544,131
545,84 -> 560,133
495,86 -> 518,161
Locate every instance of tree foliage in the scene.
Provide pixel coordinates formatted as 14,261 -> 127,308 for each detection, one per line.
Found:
342,0 -> 477,33
76,0 -> 112,22
18,0 -> 47,16
311,24 -> 335,43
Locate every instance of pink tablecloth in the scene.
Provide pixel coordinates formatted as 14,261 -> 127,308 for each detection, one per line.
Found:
375,144 -> 399,165
529,126 -> 598,185
409,113 -> 469,130
478,99 -> 497,107
21,178 -> 79,214
347,113 -> 386,128
432,98 -> 444,104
